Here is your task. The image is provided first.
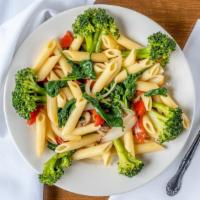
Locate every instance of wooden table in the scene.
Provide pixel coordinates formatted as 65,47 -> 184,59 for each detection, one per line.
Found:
44,0 -> 200,199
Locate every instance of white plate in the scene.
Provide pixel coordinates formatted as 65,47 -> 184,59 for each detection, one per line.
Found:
3,4 -> 195,196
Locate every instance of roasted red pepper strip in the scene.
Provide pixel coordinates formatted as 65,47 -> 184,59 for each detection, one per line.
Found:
59,31 -> 73,49
133,100 -> 146,117
91,109 -> 105,126
27,108 -> 41,125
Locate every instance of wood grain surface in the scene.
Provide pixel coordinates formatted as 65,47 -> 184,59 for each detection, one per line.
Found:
45,0 -> 200,199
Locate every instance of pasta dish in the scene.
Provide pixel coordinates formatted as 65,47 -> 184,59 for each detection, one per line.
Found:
11,8 -> 190,185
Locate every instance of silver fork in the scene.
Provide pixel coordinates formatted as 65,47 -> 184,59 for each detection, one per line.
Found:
166,130 -> 200,196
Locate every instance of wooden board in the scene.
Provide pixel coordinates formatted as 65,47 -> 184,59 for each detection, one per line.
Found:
45,0 -> 200,199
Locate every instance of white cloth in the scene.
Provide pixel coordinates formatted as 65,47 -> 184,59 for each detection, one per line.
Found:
0,0 -> 94,200
110,20 -> 200,200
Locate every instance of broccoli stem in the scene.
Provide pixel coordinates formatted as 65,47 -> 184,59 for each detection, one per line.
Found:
92,30 -> 101,52
95,30 -> 107,52
113,139 -> 127,161
136,47 -> 151,59
152,102 -> 169,115
33,96 -> 46,103
85,34 -> 93,53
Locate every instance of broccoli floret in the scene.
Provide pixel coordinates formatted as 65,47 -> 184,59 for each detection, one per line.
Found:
148,102 -> 184,143
12,68 -> 46,119
113,139 -> 144,177
136,32 -> 176,66
39,151 -> 74,185
72,8 -> 119,53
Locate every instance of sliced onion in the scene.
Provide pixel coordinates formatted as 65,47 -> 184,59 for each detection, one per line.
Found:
101,112 -> 137,142
101,82 -> 116,98
85,103 -> 94,111
85,80 -> 93,96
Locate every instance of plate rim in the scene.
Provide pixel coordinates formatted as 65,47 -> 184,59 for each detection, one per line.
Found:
3,4 -> 196,196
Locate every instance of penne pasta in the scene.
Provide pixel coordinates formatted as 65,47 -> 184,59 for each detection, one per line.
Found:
143,114 -> 158,139
73,142 -> 112,160
102,35 -> 119,49
55,133 -> 101,152
141,94 -> 152,111
37,55 -> 61,81
149,75 -> 165,86
62,87 -> 74,100
92,56 -> 122,94
54,68 -> 65,78
57,91 -> 67,108
103,49 -> 121,59
117,34 -> 142,49
135,141 -> 164,154
68,81 -> 82,100
115,59 -> 153,83
159,94 -> 177,108
36,112 -> 46,156
123,49 -> 136,67
70,35 -> 84,51
90,52 -> 108,62
123,129 -> 135,156
182,113 -> 190,129
71,123 -> 100,136
47,95 -> 58,126
33,39 -> 56,72
140,63 -> 162,81
47,71 -> 59,81
63,50 -> 90,61
46,119 -> 57,144
94,63 -> 106,74
102,146 -> 113,166
136,81 -> 158,92
62,98 -> 87,137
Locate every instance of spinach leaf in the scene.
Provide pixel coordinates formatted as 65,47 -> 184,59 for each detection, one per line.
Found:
58,99 -> 76,127
44,80 -> 68,97
47,142 -> 58,151
80,60 -> 96,79
83,93 -> 123,127
144,87 -> 167,97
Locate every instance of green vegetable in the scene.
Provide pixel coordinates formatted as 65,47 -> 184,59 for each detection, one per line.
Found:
83,93 -> 123,127
148,102 -> 183,143
45,60 -> 95,97
44,79 -> 68,97
72,8 -> 119,53
121,50 -> 130,58
113,139 -> 144,177
39,151 -> 75,185
136,32 -> 176,66
58,99 -> 76,127
12,68 -> 46,119
47,142 -> 58,151
144,87 -> 168,97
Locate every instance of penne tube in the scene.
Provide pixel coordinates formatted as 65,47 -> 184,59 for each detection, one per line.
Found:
92,56 -> 122,94
94,63 -> 106,74
135,141 -> 164,154
73,142 -> 112,160
54,68 -> 65,78
123,49 -> 136,67
33,39 -> 56,72
143,114 -> 158,139
136,81 -> 158,92
103,49 -> 121,59
36,112 -> 46,156
62,98 -> 87,137
62,87 -> 74,100
102,35 -> 119,49
47,95 -> 58,126
117,34 -> 142,49
37,55 -> 61,81
68,81 -> 82,100
141,94 -> 152,111
70,35 -> 84,51
55,133 -> 101,153
71,123 -> 100,136
63,50 -> 90,61
149,75 -> 165,86
89,156 -> 102,161
47,71 -> 59,81
90,52 -> 108,62
46,119 -> 57,144
102,146 -> 113,166
115,59 -> 153,83
140,63 -> 161,81
123,129 -> 135,156
182,113 -> 190,129
54,45 -> 72,75
159,94 -> 177,108
152,95 -> 162,103
57,92 -> 67,108
51,123 -> 81,141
